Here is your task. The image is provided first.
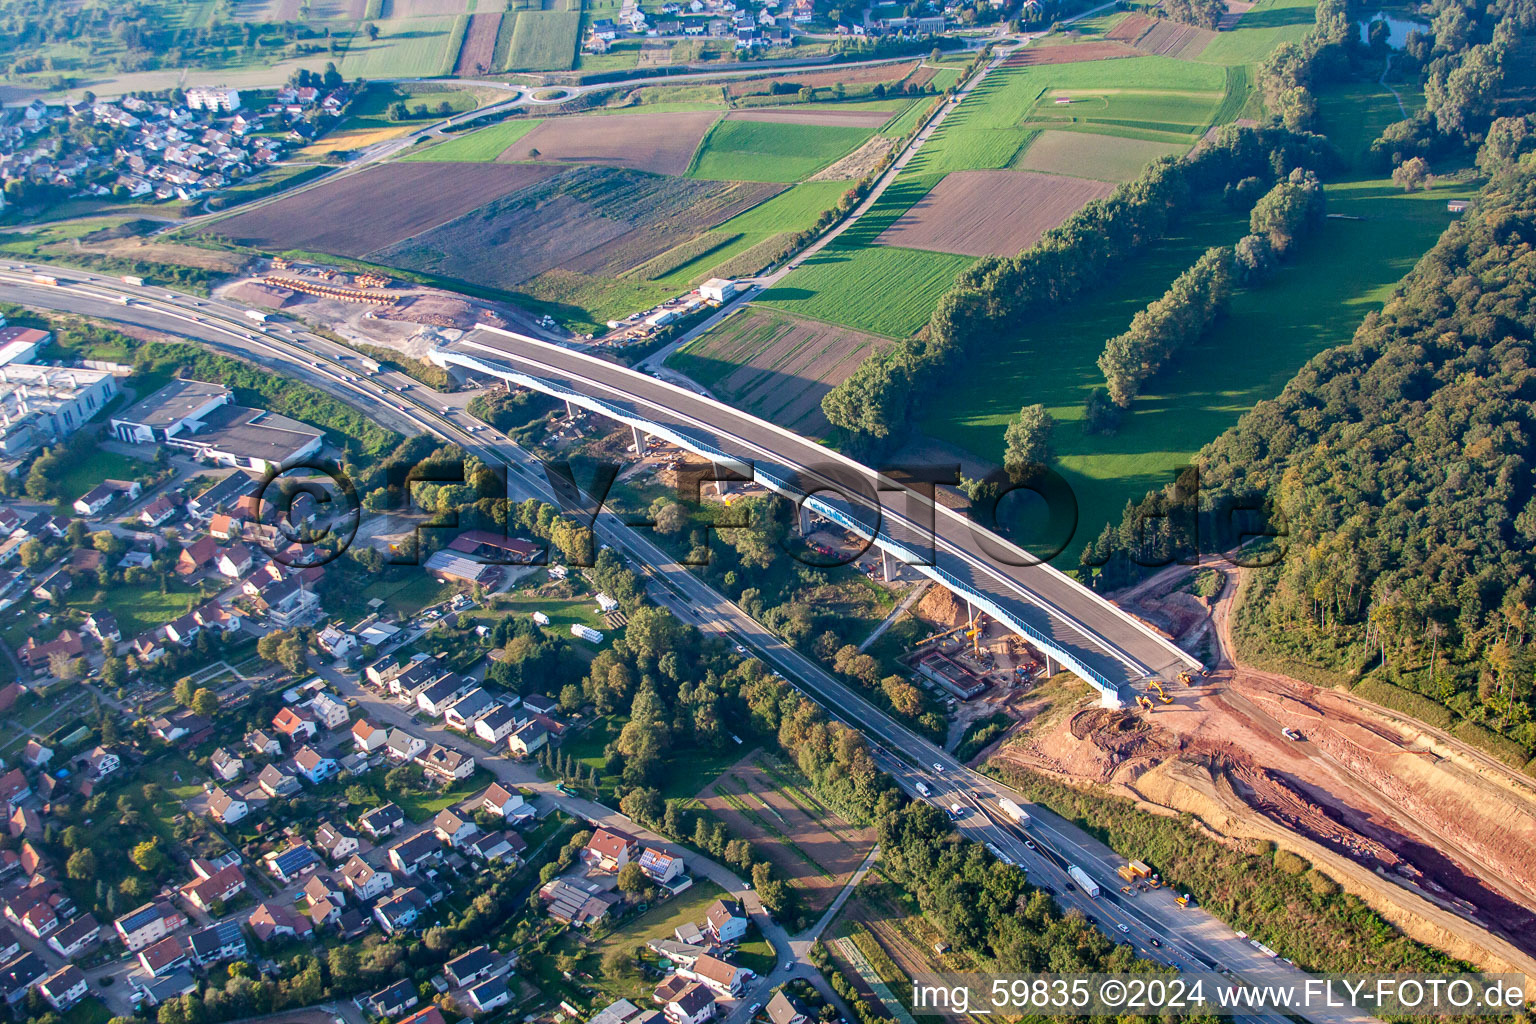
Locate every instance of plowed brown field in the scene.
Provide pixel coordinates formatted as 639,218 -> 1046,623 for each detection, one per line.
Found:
498,110 -> 720,174
874,169 -> 1115,257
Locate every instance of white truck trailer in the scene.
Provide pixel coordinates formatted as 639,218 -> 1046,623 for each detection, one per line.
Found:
998,797 -> 1032,826
1068,865 -> 1101,898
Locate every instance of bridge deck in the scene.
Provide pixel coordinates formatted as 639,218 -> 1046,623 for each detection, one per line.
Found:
446,328 -> 1198,693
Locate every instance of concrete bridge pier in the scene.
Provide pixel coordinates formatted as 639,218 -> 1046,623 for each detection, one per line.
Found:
881,547 -> 895,582
798,503 -> 813,537
631,425 -> 646,453
564,399 -> 577,420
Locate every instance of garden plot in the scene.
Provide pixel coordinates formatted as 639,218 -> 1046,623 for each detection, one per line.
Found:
874,169 -> 1115,257
498,110 -> 720,174
371,165 -> 782,288
667,308 -> 893,436
1108,12 -> 1218,57
202,162 -> 560,257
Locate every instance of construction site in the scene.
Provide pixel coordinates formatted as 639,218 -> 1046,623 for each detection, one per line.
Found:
217,256 -> 560,366
986,564 -> 1536,990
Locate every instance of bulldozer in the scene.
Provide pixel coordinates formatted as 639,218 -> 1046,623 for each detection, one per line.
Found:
1178,669 -> 1195,684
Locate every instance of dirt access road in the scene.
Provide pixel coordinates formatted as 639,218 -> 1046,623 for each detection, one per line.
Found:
994,566 -> 1536,992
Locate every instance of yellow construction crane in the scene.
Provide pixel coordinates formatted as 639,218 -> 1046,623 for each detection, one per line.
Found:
964,616 -> 988,657
916,623 -> 969,648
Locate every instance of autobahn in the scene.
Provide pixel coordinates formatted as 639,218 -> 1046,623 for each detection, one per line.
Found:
1,264 -> 1363,1024
440,328 -> 1201,706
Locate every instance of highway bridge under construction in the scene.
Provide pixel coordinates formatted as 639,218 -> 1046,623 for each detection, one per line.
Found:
434,325 -> 1201,707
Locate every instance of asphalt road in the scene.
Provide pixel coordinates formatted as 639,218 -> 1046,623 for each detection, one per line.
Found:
2,265 -> 1363,1024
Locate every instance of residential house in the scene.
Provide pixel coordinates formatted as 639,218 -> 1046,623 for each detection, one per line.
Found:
82,610 -> 121,643
114,901 -> 186,952
208,787 -> 248,825
304,874 -> 345,909
466,831 -> 523,864
215,544 -> 255,578
208,513 -> 239,540
139,494 -> 178,527
638,848 -> 685,884
180,864 -> 246,911
385,729 -> 426,763
388,833 -> 441,876
522,694 -> 559,716
20,903 -> 56,939
21,741 -> 50,769
680,953 -> 752,998
507,719 -> 548,758
475,783 -> 527,819
0,926 -> 18,961
704,899 -> 748,944
584,828 -> 641,873
257,763 -> 300,798
308,691 -> 349,730
341,855 -> 393,901
314,821 -> 358,861
358,802 -> 404,838
293,746 -> 337,785
474,705 -> 523,744
766,991 -> 811,1024
84,746 -> 119,779
417,744 -> 474,783
398,1006 -> 446,1024
210,748 -> 244,781
186,919 -> 245,965
416,675 -> 474,718
176,536 -> 219,576
246,730 -> 281,757
432,809 -> 478,848
272,705 -> 318,741
352,720 -> 388,753
247,901 -> 312,942
372,887 -> 427,934
38,965 -> 87,1011
0,950 -> 45,1005
0,770 -> 29,811
443,687 -> 498,730
264,844 -> 320,884
366,980 -> 418,1018
467,976 -> 511,1013
657,979 -> 717,1024
444,945 -> 501,987
138,935 -> 190,978
316,624 -> 358,661
46,915 -> 100,959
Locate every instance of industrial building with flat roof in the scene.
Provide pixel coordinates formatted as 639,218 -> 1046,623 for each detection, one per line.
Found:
111,379 -> 322,473
0,362 -> 119,460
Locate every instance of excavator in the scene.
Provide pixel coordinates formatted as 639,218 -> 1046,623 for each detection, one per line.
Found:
1135,695 -> 1156,711
1147,681 -> 1173,704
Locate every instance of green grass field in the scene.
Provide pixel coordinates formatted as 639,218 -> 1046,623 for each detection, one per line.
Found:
400,118 -> 543,161
1197,0 -> 1318,63
918,174 -> 1458,551
505,9 -> 581,70
337,17 -> 462,78
347,83 -> 486,128
1013,129 -> 1189,181
754,244 -> 975,338
688,119 -> 876,183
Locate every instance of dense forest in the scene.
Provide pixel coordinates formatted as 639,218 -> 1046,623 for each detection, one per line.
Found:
1087,159 -> 1536,764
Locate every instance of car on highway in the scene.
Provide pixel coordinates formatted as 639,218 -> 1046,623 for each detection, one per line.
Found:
932,762 -> 944,773
1116,923 -> 1129,933
1025,840 -> 1036,850
1149,938 -> 1162,947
